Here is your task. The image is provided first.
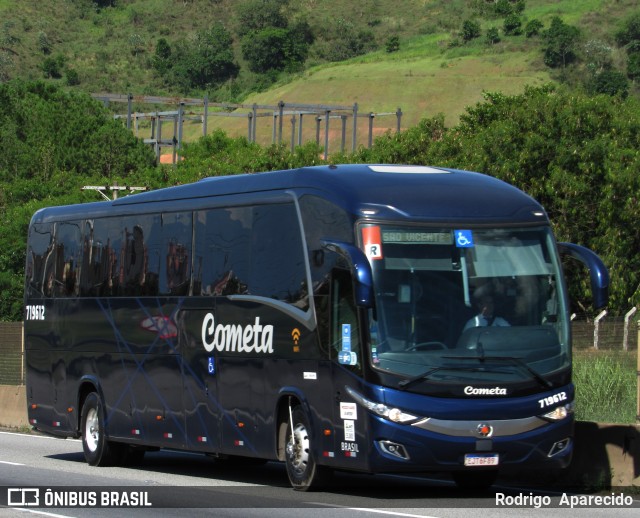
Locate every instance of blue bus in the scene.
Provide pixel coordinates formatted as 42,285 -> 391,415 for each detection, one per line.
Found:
24,164 -> 608,490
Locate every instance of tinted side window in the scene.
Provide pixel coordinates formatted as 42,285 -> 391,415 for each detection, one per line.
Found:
155,212 -> 192,296
87,217 -> 124,296
195,203 -> 308,310
54,221 -> 82,297
251,203 -> 308,309
26,222 -> 54,298
195,207 -> 251,296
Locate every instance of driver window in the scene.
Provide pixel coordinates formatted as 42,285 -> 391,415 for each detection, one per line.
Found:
330,269 -> 362,374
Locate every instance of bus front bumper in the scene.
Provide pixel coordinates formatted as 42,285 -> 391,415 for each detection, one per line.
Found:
367,414 -> 574,474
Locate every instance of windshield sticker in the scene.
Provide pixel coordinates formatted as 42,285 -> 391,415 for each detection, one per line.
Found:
339,351 -> 358,365
362,226 -> 383,260
455,230 -> 474,248
342,324 -> 351,352
339,324 -> 358,365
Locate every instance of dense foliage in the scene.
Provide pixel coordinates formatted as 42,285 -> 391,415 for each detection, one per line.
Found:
2,81 -> 640,321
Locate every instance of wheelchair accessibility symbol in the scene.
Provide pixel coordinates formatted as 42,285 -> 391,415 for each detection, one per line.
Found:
455,230 -> 474,248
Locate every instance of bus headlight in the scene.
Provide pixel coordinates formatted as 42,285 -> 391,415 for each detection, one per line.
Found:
541,402 -> 574,421
345,386 -> 419,424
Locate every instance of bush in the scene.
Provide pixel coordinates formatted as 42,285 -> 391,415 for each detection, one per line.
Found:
462,19 -> 481,42
385,35 -> 400,53
573,350 -> 636,423
588,70 -> 629,98
525,19 -> 543,38
503,14 -> 522,36
485,27 -> 500,45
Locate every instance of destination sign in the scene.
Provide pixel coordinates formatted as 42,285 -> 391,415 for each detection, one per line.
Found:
381,231 -> 452,245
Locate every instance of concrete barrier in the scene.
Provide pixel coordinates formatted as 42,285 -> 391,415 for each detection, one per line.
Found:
0,384 -> 28,429
0,384 -> 638,488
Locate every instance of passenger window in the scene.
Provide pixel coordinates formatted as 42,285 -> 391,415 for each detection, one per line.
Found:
251,203 -> 308,309
158,212 -> 192,296
195,207 -> 251,296
54,221 -> 82,297
26,223 -> 54,298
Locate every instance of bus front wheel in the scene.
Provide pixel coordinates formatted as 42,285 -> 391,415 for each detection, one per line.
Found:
81,392 -> 122,466
284,406 -> 330,491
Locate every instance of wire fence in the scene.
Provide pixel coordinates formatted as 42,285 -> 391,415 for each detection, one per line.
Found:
0,322 -> 23,385
0,316 -> 637,386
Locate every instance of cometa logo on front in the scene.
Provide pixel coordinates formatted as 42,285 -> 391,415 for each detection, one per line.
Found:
464,386 -> 508,396
201,313 -> 274,354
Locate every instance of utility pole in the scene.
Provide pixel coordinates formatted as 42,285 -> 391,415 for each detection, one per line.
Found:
82,183 -> 146,201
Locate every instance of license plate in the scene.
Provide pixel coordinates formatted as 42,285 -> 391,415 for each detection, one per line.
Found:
464,453 -> 499,467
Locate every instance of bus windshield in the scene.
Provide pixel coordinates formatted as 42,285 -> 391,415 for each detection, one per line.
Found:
365,225 -> 570,389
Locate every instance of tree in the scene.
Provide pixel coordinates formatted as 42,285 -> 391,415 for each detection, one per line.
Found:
38,31 -> 52,54
169,25 -> 239,91
235,0 -> 289,37
494,0 -> 514,17
462,19 -> 481,42
614,11 -> 640,49
525,19 -> 543,38
41,55 -> 65,79
485,27 -> 500,45
588,70 -> 629,97
627,52 -> 640,81
543,17 -> 580,68
152,38 -> 172,75
503,14 -> 522,36
242,28 -> 292,73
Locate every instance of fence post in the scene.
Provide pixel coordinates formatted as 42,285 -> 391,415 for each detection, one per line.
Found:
126,93 -> 133,130
594,309 -> 607,349
623,307 -> 637,351
298,113 -> 304,146
368,112 -> 375,148
396,107 -> 402,133
203,95 -> 208,137
352,102 -> 358,152
252,104 -> 258,142
323,110 -> 330,160
278,101 -> 285,144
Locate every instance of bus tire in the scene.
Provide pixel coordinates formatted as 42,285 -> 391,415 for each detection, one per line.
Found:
284,406 -> 330,491
80,392 -> 121,466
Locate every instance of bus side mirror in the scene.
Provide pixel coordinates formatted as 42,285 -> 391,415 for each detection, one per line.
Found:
557,242 -> 609,310
321,240 -> 374,308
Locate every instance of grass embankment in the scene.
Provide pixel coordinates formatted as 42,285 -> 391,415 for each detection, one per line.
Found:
573,349 -> 637,424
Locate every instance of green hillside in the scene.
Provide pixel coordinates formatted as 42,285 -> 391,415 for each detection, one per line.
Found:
1,0 -> 638,140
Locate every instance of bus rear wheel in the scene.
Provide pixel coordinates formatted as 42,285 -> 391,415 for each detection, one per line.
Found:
284,406 -> 330,491
81,392 -> 122,466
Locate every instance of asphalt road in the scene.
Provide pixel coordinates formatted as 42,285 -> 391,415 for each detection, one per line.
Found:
0,431 -> 637,518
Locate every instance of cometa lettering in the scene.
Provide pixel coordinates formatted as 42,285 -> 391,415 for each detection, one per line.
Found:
464,386 -> 507,396
201,313 -> 274,354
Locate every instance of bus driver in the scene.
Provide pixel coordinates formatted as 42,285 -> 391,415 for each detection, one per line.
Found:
463,293 -> 510,331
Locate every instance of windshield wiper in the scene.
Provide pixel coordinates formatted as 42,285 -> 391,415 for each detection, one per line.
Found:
443,354 -> 553,389
397,365 -> 481,391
